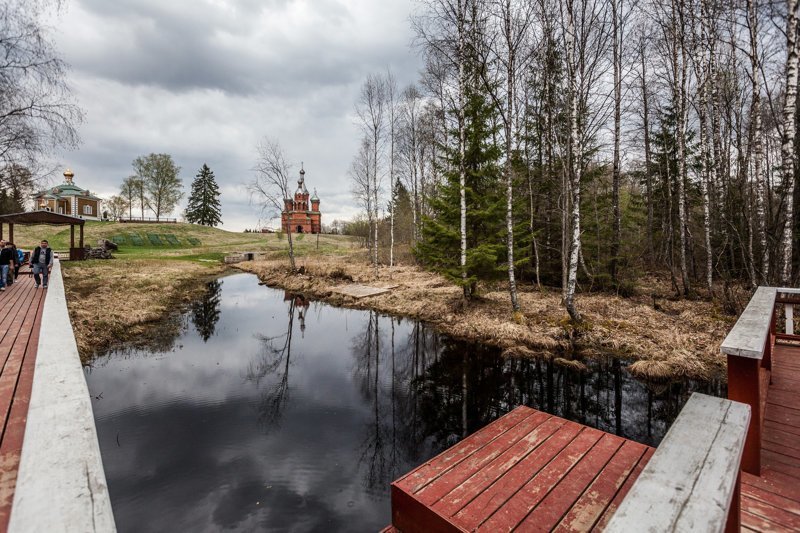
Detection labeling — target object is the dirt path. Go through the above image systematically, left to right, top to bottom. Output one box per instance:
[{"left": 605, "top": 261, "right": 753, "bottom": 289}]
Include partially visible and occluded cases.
[{"left": 234, "top": 256, "right": 734, "bottom": 381}]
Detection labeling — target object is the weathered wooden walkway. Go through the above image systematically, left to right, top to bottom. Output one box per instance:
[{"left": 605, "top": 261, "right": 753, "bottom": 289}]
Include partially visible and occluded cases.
[
  {"left": 0, "top": 275, "right": 46, "bottom": 531},
  {"left": 740, "top": 341, "right": 800, "bottom": 531}
]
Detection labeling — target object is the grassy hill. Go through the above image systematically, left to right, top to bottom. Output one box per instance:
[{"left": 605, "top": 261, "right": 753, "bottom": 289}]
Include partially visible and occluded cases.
[{"left": 11, "top": 221, "right": 355, "bottom": 261}]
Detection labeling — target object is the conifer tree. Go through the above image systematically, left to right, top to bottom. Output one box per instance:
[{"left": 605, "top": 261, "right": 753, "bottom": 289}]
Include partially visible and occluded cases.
[
  {"left": 416, "top": 74, "right": 504, "bottom": 298},
  {"left": 185, "top": 163, "right": 222, "bottom": 226}
]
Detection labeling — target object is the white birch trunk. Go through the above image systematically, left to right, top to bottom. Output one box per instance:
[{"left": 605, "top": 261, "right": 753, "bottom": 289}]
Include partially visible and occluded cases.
[
  {"left": 458, "top": 0, "right": 468, "bottom": 298},
  {"left": 503, "top": 0, "right": 520, "bottom": 313},
  {"left": 565, "top": 0, "right": 582, "bottom": 322},
  {"left": 610, "top": 0, "right": 622, "bottom": 285},
  {"left": 674, "top": 0, "right": 690, "bottom": 296},
  {"left": 748, "top": 0, "right": 768, "bottom": 284},
  {"left": 781, "top": 0, "right": 799, "bottom": 284}
]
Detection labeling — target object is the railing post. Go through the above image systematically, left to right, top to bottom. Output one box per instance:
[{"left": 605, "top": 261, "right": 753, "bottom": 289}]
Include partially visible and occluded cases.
[
  {"left": 787, "top": 303, "right": 795, "bottom": 335},
  {"left": 727, "top": 355, "right": 761, "bottom": 475}
]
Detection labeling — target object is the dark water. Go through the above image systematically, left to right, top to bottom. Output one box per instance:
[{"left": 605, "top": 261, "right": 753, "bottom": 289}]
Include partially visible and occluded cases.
[{"left": 84, "top": 273, "right": 725, "bottom": 533}]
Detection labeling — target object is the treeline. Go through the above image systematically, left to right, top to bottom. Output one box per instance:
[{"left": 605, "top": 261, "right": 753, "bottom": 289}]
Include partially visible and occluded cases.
[{"left": 349, "top": 0, "right": 800, "bottom": 319}]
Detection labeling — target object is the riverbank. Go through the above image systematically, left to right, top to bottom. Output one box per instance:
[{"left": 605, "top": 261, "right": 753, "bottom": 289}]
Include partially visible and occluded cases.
[
  {"left": 233, "top": 255, "right": 735, "bottom": 381},
  {"left": 62, "top": 259, "right": 225, "bottom": 361}
]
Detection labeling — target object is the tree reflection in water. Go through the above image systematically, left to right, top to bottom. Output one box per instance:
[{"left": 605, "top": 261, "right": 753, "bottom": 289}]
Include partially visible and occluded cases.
[
  {"left": 191, "top": 280, "right": 223, "bottom": 342},
  {"left": 244, "top": 293, "right": 309, "bottom": 428},
  {"left": 246, "top": 295, "right": 725, "bottom": 494},
  {"left": 348, "top": 313, "right": 725, "bottom": 493}
]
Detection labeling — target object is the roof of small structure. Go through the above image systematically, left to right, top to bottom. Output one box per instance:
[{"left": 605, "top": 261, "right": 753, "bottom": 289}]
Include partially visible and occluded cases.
[
  {"left": 33, "top": 169, "right": 101, "bottom": 201},
  {"left": 0, "top": 210, "right": 86, "bottom": 225}
]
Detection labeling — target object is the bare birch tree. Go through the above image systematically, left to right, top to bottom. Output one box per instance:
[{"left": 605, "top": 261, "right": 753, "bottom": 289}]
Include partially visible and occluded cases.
[
  {"left": 356, "top": 73, "right": 387, "bottom": 277},
  {"left": 250, "top": 139, "right": 297, "bottom": 272}
]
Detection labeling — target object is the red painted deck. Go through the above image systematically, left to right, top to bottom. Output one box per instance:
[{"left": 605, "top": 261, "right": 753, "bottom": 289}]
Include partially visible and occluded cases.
[
  {"left": 0, "top": 275, "right": 47, "bottom": 532},
  {"left": 741, "top": 341, "right": 800, "bottom": 532},
  {"left": 390, "top": 406, "right": 653, "bottom": 532}
]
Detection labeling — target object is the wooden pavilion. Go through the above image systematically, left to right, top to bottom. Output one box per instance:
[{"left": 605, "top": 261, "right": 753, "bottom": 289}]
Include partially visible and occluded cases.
[{"left": 0, "top": 211, "right": 85, "bottom": 260}]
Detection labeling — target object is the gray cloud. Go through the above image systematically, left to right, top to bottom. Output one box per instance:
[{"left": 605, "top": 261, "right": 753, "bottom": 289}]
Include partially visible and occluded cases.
[{"left": 51, "top": 0, "right": 422, "bottom": 230}]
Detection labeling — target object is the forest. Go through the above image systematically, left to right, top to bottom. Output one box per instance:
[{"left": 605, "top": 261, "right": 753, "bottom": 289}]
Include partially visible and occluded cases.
[{"left": 348, "top": 0, "right": 800, "bottom": 320}]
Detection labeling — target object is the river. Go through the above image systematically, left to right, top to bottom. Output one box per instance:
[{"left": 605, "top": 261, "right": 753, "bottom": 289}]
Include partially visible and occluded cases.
[{"left": 84, "top": 273, "right": 724, "bottom": 532}]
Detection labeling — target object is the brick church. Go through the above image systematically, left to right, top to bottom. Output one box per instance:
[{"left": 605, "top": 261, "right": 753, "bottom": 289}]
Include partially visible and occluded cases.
[{"left": 281, "top": 166, "right": 321, "bottom": 234}]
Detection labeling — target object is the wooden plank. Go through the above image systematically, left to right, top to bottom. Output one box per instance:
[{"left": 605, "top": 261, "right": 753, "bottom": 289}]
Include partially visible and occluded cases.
[
  {"left": 0, "top": 279, "right": 44, "bottom": 531},
  {"left": 330, "top": 284, "right": 392, "bottom": 299},
  {"left": 0, "top": 286, "right": 40, "bottom": 435},
  {"left": 721, "top": 286, "right": 776, "bottom": 359},
  {"left": 766, "top": 390, "right": 800, "bottom": 411},
  {"left": 605, "top": 394, "right": 750, "bottom": 533},
  {"left": 765, "top": 404, "right": 800, "bottom": 428},
  {"left": 396, "top": 407, "right": 533, "bottom": 494},
  {"left": 415, "top": 411, "right": 551, "bottom": 505},
  {"left": 431, "top": 416, "right": 565, "bottom": 518},
  {"left": 766, "top": 419, "right": 800, "bottom": 438},
  {"left": 451, "top": 422, "right": 583, "bottom": 530},
  {"left": 477, "top": 426, "right": 603, "bottom": 530},
  {"left": 763, "top": 428, "right": 800, "bottom": 456},
  {"left": 517, "top": 434, "right": 624, "bottom": 530},
  {"left": 552, "top": 440, "right": 648, "bottom": 532},
  {"left": 592, "top": 447, "right": 655, "bottom": 531},
  {"left": 762, "top": 451, "right": 800, "bottom": 479},
  {"left": 752, "top": 469, "right": 800, "bottom": 501},
  {"left": 391, "top": 483, "right": 466, "bottom": 533},
  {"left": 742, "top": 483, "right": 800, "bottom": 520},
  {"left": 742, "top": 494, "right": 800, "bottom": 531},
  {"left": 741, "top": 510, "right": 787, "bottom": 532}
]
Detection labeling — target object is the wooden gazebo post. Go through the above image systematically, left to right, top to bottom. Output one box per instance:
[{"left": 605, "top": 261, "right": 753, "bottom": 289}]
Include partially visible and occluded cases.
[
  {"left": 9, "top": 223, "right": 14, "bottom": 244},
  {"left": 70, "top": 225, "right": 75, "bottom": 260}
]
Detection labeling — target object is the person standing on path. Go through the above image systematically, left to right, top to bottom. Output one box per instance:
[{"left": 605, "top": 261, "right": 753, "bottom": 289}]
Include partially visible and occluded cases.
[
  {"left": 30, "top": 240, "right": 53, "bottom": 288},
  {"left": 0, "top": 242, "right": 14, "bottom": 292}
]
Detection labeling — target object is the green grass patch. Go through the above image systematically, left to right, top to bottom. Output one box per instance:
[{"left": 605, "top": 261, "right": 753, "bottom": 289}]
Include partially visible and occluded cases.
[
  {"left": 129, "top": 233, "right": 144, "bottom": 246},
  {"left": 147, "top": 234, "right": 163, "bottom": 245},
  {"left": 164, "top": 234, "right": 181, "bottom": 245},
  {"left": 111, "top": 235, "right": 126, "bottom": 244},
  {"left": 186, "top": 237, "right": 201, "bottom": 246}
]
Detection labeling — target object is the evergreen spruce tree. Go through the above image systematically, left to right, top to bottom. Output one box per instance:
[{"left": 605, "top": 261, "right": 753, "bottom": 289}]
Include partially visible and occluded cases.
[
  {"left": 416, "top": 75, "right": 505, "bottom": 297},
  {"left": 185, "top": 163, "right": 222, "bottom": 226}
]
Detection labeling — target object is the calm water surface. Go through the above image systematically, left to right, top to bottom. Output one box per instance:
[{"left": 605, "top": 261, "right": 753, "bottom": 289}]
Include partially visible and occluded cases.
[{"left": 84, "top": 273, "right": 725, "bottom": 533}]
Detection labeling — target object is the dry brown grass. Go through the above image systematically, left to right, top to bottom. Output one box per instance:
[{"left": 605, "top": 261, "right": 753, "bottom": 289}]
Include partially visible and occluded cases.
[
  {"left": 234, "top": 255, "right": 735, "bottom": 381},
  {"left": 62, "top": 260, "right": 224, "bottom": 361}
]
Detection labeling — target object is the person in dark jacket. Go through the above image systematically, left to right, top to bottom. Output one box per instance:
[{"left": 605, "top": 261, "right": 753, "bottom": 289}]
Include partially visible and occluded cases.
[
  {"left": 30, "top": 240, "right": 53, "bottom": 289},
  {"left": 0, "top": 241, "right": 13, "bottom": 292},
  {"left": 6, "top": 243, "right": 18, "bottom": 285}
]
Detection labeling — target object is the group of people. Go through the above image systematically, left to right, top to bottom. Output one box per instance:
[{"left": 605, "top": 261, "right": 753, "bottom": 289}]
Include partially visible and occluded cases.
[{"left": 0, "top": 240, "right": 54, "bottom": 291}]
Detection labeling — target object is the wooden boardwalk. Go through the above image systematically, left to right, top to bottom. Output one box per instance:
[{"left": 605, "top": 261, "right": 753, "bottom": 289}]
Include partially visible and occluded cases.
[
  {"left": 0, "top": 275, "right": 46, "bottom": 531},
  {"left": 741, "top": 341, "right": 800, "bottom": 532},
  {"left": 390, "top": 406, "right": 654, "bottom": 532}
]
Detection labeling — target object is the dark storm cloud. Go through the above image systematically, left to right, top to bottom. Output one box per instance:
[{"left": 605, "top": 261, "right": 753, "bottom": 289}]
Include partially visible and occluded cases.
[{"left": 65, "top": 0, "right": 410, "bottom": 96}]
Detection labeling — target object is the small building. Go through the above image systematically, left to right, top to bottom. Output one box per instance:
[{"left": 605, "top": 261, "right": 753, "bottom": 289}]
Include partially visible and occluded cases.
[
  {"left": 281, "top": 166, "right": 321, "bottom": 234},
  {"left": 32, "top": 169, "right": 102, "bottom": 220}
]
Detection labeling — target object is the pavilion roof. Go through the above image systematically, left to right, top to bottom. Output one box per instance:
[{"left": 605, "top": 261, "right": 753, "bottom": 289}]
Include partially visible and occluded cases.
[{"left": 0, "top": 210, "right": 86, "bottom": 225}]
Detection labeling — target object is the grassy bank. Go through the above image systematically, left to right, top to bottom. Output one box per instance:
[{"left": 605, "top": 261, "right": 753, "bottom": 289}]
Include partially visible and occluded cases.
[
  {"left": 11, "top": 221, "right": 356, "bottom": 260},
  {"left": 55, "top": 221, "right": 734, "bottom": 380},
  {"left": 56, "top": 223, "right": 357, "bottom": 361},
  {"left": 234, "top": 254, "right": 734, "bottom": 381},
  {"left": 63, "top": 259, "right": 225, "bottom": 361}
]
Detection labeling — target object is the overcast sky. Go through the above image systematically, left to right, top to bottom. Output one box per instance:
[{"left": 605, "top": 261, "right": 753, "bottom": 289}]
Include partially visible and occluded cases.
[{"left": 49, "top": 0, "right": 422, "bottom": 231}]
